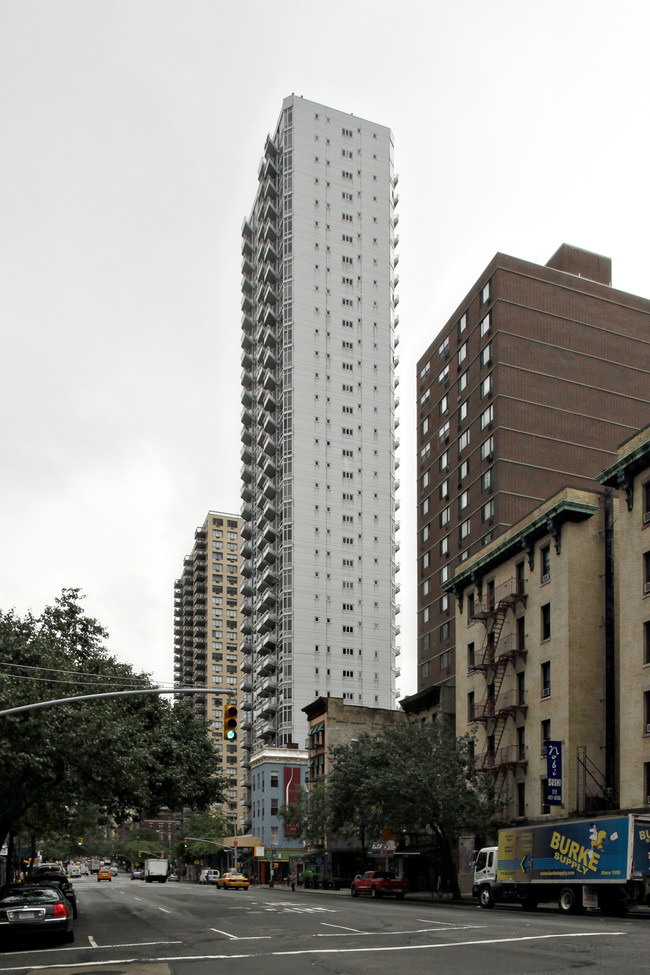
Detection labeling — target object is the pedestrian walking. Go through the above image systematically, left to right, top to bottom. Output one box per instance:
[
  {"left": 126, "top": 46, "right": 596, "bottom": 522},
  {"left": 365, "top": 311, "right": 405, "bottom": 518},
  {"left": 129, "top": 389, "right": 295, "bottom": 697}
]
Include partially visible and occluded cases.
[{"left": 290, "top": 869, "right": 297, "bottom": 892}]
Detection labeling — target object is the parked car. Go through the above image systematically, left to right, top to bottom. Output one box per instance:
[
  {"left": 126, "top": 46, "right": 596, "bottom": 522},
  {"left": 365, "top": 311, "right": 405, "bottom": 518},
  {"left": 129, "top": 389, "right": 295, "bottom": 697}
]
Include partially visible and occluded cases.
[
  {"left": 69, "top": 866, "right": 81, "bottom": 878},
  {"left": 26, "top": 867, "right": 78, "bottom": 918},
  {"left": 97, "top": 867, "right": 112, "bottom": 882},
  {"left": 131, "top": 868, "right": 144, "bottom": 880},
  {"left": 199, "top": 869, "right": 220, "bottom": 885},
  {"left": 350, "top": 870, "right": 408, "bottom": 900},
  {"left": 167, "top": 872, "right": 180, "bottom": 882},
  {"left": 217, "top": 872, "right": 249, "bottom": 890},
  {"left": 0, "top": 883, "right": 74, "bottom": 943}
]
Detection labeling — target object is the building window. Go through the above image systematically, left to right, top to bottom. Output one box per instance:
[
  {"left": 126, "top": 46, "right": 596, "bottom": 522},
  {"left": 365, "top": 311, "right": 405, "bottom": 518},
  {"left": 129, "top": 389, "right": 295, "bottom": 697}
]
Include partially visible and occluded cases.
[
  {"left": 480, "top": 281, "right": 491, "bottom": 305},
  {"left": 458, "top": 312, "right": 467, "bottom": 335},
  {"left": 480, "top": 313, "right": 491, "bottom": 337},
  {"left": 438, "top": 337, "right": 449, "bottom": 360},
  {"left": 458, "top": 341, "right": 468, "bottom": 366},
  {"left": 480, "top": 342, "right": 492, "bottom": 367},
  {"left": 438, "top": 365, "right": 449, "bottom": 385},
  {"left": 458, "top": 370, "right": 468, "bottom": 394},
  {"left": 480, "top": 374, "right": 492, "bottom": 398},
  {"left": 440, "top": 393, "right": 449, "bottom": 415},
  {"left": 459, "top": 401, "right": 468, "bottom": 424},
  {"left": 480, "top": 404, "right": 494, "bottom": 429},
  {"left": 439, "top": 422, "right": 450, "bottom": 442},
  {"left": 459, "top": 430, "right": 470, "bottom": 454},
  {"left": 481, "top": 436, "right": 494, "bottom": 461},
  {"left": 440, "top": 449, "right": 449, "bottom": 471},
  {"left": 459, "top": 459, "right": 469, "bottom": 481},
  {"left": 481, "top": 468, "right": 492, "bottom": 492},
  {"left": 422, "top": 470, "right": 430, "bottom": 489},
  {"left": 440, "top": 478, "right": 449, "bottom": 500},
  {"left": 644, "top": 482, "right": 650, "bottom": 524},
  {"left": 459, "top": 489, "right": 469, "bottom": 512},
  {"left": 482, "top": 499, "right": 494, "bottom": 522},
  {"left": 440, "top": 506, "right": 450, "bottom": 527},
  {"left": 459, "top": 518, "right": 471, "bottom": 540},
  {"left": 440, "top": 534, "right": 449, "bottom": 556},
  {"left": 535, "top": 545, "right": 551, "bottom": 587},
  {"left": 645, "top": 551, "right": 650, "bottom": 594},
  {"left": 422, "top": 552, "right": 430, "bottom": 569},
  {"left": 440, "top": 564, "right": 450, "bottom": 584},
  {"left": 441, "top": 593, "right": 449, "bottom": 613},
  {"left": 541, "top": 603, "right": 551, "bottom": 641},
  {"left": 517, "top": 614, "right": 525, "bottom": 650},
  {"left": 645, "top": 621, "right": 650, "bottom": 665},
  {"left": 440, "top": 622, "right": 450, "bottom": 642},
  {"left": 467, "top": 641, "right": 475, "bottom": 669},
  {"left": 440, "top": 649, "right": 450, "bottom": 670},
  {"left": 541, "top": 660, "right": 551, "bottom": 698},
  {"left": 421, "top": 661, "right": 431, "bottom": 679},
  {"left": 468, "top": 691, "right": 475, "bottom": 721},
  {"left": 645, "top": 691, "right": 650, "bottom": 734},
  {"left": 517, "top": 781, "right": 525, "bottom": 818}
]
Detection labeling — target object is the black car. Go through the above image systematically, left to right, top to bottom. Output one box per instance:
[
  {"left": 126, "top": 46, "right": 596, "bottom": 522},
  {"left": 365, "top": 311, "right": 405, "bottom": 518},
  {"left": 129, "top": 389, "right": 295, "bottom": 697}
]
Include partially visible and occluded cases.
[
  {"left": 23, "top": 869, "right": 78, "bottom": 918},
  {"left": 0, "top": 883, "right": 74, "bottom": 943}
]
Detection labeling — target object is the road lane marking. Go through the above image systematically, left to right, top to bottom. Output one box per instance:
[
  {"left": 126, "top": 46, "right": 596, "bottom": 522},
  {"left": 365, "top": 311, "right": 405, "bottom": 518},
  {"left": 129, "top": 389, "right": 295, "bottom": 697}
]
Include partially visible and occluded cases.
[
  {"left": 157, "top": 907, "right": 172, "bottom": 914},
  {"left": 320, "top": 922, "right": 363, "bottom": 933},
  {"left": 317, "top": 924, "right": 483, "bottom": 938},
  {"left": 211, "top": 928, "right": 238, "bottom": 939},
  {"left": 0, "top": 930, "right": 625, "bottom": 971},
  {"left": 88, "top": 937, "right": 98, "bottom": 947}
]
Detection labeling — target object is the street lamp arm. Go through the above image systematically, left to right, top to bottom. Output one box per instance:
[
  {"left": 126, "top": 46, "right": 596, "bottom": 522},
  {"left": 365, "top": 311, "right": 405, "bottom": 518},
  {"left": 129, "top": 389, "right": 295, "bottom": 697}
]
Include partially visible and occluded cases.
[{"left": 0, "top": 685, "right": 235, "bottom": 717}]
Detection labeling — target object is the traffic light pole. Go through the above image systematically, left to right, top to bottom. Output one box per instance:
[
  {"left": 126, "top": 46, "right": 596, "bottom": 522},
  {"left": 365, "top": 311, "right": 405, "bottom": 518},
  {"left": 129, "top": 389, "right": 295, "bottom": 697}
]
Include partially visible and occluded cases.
[{"left": 0, "top": 686, "right": 235, "bottom": 717}]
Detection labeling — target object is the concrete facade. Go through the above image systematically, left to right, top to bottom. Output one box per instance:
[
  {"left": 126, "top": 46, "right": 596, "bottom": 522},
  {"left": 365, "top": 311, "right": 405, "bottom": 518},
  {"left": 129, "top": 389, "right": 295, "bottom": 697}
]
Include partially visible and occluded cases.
[
  {"left": 239, "top": 96, "right": 400, "bottom": 834},
  {"left": 599, "top": 424, "right": 650, "bottom": 810},
  {"left": 173, "top": 511, "right": 244, "bottom": 831}
]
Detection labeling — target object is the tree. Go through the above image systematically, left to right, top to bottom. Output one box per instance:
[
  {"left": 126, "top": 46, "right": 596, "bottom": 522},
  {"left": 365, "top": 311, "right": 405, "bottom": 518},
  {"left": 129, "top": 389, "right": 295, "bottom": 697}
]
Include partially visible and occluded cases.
[
  {"left": 0, "top": 589, "right": 226, "bottom": 856},
  {"left": 326, "top": 718, "right": 504, "bottom": 895},
  {"left": 175, "top": 809, "right": 230, "bottom": 862}
]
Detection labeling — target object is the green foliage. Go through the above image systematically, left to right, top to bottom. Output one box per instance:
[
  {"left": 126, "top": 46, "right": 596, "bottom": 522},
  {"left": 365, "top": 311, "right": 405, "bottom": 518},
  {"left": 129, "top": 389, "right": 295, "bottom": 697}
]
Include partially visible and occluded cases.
[
  {"left": 0, "top": 589, "right": 227, "bottom": 849},
  {"left": 326, "top": 718, "right": 504, "bottom": 852},
  {"left": 174, "top": 810, "right": 230, "bottom": 861}
]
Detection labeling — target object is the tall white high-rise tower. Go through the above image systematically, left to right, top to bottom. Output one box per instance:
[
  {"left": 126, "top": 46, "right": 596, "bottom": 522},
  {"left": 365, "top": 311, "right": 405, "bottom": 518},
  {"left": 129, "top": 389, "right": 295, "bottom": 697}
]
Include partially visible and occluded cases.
[{"left": 239, "top": 96, "right": 400, "bottom": 807}]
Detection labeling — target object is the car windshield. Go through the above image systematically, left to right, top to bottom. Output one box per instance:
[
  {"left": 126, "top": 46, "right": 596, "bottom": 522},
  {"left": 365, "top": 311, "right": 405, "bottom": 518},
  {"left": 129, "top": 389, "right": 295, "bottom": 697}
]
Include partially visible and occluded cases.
[{"left": 0, "top": 887, "right": 60, "bottom": 905}]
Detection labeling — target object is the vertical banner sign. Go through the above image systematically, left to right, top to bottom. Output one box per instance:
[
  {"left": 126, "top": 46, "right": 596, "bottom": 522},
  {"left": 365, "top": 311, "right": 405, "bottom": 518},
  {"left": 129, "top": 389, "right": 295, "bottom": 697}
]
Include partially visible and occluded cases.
[
  {"left": 546, "top": 741, "right": 562, "bottom": 805},
  {"left": 284, "top": 766, "right": 301, "bottom": 837}
]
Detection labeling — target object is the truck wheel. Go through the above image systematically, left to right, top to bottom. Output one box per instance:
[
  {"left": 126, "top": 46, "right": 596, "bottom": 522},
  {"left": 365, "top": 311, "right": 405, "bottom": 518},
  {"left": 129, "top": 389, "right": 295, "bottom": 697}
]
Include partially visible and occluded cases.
[
  {"left": 350, "top": 885, "right": 359, "bottom": 897},
  {"left": 371, "top": 886, "right": 382, "bottom": 899},
  {"left": 479, "top": 886, "right": 495, "bottom": 909},
  {"left": 558, "top": 887, "right": 580, "bottom": 914}
]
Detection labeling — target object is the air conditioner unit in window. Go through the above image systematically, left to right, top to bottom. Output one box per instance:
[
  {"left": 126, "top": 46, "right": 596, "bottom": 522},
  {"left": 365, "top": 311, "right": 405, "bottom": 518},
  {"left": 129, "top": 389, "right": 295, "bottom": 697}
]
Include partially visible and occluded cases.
[
  {"left": 644, "top": 511, "right": 650, "bottom": 524},
  {"left": 542, "top": 573, "right": 550, "bottom": 584},
  {"left": 645, "top": 582, "right": 650, "bottom": 595},
  {"left": 542, "top": 687, "right": 551, "bottom": 698},
  {"left": 646, "top": 723, "right": 650, "bottom": 734}
]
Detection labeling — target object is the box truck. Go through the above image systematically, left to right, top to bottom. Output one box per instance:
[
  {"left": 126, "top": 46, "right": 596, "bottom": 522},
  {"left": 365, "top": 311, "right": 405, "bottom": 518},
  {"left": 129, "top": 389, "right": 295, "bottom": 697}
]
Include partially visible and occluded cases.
[
  {"left": 474, "top": 814, "right": 650, "bottom": 915},
  {"left": 144, "top": 858, "right": 169, "bottom": 883}
]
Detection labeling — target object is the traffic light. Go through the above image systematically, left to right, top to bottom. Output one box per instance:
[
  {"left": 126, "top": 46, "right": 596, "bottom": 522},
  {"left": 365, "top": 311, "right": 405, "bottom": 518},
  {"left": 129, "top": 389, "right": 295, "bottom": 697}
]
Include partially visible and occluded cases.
[
  {"left": 223, "top": 702, "right": 238, "bottom": 741},
  {"left": 77, "top": 837, "right": 83, "bottom": 846}
]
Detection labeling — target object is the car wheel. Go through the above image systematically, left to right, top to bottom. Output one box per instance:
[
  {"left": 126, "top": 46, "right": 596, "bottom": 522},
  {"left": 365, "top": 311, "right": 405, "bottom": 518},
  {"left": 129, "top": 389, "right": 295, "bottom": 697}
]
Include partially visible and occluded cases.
[
  {"left": 350, "top": 885, "right": 359, "bottom": 897},
  {"left": 479, "top": 885, "right": 495, "bottom": 909},
  {"left": 370, "top": 886, "right": 382, "bottom": 899}
]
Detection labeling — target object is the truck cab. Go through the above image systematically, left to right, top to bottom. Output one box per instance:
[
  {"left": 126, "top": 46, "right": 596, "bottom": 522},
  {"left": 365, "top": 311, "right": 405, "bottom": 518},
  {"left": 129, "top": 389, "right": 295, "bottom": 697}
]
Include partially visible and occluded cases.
[{"left": 473, "top": 847, "right": 498, "bottom": 907}]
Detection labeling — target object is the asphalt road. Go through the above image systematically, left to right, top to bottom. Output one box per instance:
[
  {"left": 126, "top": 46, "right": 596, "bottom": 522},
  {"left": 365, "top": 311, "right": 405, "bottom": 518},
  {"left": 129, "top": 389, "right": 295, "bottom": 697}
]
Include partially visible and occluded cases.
[{"left": 1, "top": 872, "right": 649, "bottom": 975}]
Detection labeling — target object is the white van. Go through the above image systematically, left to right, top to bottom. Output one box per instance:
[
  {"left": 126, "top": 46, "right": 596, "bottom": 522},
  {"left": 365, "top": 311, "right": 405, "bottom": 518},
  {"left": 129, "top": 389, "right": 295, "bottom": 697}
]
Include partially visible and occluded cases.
[{"left": 199, "top": 869, "right": 220, "bottom": 885}]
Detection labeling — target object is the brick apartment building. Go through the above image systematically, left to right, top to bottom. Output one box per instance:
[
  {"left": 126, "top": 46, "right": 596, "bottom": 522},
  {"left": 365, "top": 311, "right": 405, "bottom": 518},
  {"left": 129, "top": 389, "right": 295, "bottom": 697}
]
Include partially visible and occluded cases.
[{"left": 416, "top": 244, "right": 650, "bottom": 694}]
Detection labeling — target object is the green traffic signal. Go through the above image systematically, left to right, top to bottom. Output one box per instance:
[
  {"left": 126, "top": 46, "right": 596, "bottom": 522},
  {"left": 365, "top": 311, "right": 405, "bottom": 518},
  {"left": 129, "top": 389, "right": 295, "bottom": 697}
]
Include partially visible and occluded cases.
[{"left": 223, "top": 703, "right": 238, "bottom": 741}]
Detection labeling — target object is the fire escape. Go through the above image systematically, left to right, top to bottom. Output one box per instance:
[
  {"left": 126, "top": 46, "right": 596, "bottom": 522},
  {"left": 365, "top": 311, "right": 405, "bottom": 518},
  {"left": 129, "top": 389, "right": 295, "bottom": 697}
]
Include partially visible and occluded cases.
[{"left": 469, "top": 577, "right": 527, "bottom": 781}]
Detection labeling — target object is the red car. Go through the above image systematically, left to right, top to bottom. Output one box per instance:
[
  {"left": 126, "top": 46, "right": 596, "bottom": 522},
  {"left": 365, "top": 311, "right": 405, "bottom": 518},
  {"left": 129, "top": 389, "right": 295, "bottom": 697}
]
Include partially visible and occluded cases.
[{"left": 350, "top": 870, "right": 408, "bottom": 900}]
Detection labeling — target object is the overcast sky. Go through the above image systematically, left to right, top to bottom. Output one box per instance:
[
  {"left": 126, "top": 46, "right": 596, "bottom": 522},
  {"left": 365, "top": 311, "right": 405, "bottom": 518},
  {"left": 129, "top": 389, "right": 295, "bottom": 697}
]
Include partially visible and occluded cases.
[{"left": 2, "top": 0, "right": 650, "bottom": 698}]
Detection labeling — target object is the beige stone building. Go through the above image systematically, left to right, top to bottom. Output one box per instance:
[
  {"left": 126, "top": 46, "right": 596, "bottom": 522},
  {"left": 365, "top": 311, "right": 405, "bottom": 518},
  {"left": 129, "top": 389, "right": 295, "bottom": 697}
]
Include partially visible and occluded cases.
[
  {"left": 598, "top": 423, "right": 650, "bottom": 810},
  {"left": 448, "top": 487, "right": 613, "bottom": 822},
  {"left": 174, "top": 511, "right": 244, "bottom": 832}
]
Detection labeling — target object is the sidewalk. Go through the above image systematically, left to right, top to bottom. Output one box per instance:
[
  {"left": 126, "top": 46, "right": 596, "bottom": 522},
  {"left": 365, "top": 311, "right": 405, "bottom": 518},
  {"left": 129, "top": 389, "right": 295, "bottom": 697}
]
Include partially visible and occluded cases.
[{"left": 263, "top": 882, "right": 477, "bottom": 906}]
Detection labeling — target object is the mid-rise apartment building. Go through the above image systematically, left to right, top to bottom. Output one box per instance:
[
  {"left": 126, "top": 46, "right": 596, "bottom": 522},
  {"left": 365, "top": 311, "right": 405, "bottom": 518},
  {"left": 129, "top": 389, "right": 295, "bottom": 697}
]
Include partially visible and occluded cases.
[
  {"left": 239, "top": 96, "right": 401, "bottom": 832},
  {"left": 416, "top": 244, "right": 650, "bottom": 693},
  {"left": 450, "top": 422, "right": 650, "bottom": 822},
  {"left": 174, "top": 511, "right": 244, "bottom": 830}
]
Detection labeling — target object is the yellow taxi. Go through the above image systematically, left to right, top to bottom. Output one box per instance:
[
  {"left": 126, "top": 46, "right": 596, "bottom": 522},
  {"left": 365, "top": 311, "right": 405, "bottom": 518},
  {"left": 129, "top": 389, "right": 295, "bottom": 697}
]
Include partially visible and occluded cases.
[
  {"left": 97, "top": 866, "right": 112, "bottom": 882},
  {"left": 217, "top": 871, "right": 249, "bottom": 890}
]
